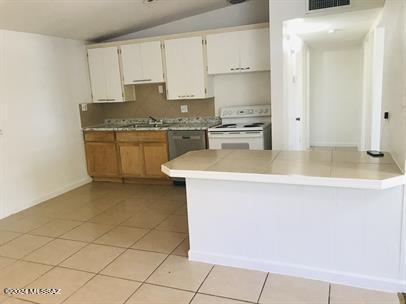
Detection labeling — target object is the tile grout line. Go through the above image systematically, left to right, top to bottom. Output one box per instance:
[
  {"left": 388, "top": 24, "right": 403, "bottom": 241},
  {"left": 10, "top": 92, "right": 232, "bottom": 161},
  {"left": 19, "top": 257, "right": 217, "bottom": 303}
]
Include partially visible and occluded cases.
[
  {"left": 0, "top": 185, "right": 186, "bottom": 239},
  {"left": 2, "top": 185, "right": 187, "bottom": 302},
  {"left": 1, "top": 186, "right": 184, "bottom": 304},
  {"left": 59, "top": 187, "right": 177, "bottom": 304},
  {"left": 0, "top": 191, "right": 186, "bottom": 259},
  {"left": 71, "top": 204, "right": 180, "bottom": 282},
  {"left": 0, "top": 230, "right": 189, "bottom": 264},
  {"left": 130, "top": 230, "right": 188, "bottom": 253},
  {"left": 121, "top": 236, "right": 190, "bottom": 304},
  {"left": 15, "top": 239, "right": 99, "bottom": 303},
  {"left": 190, "top": 262, "right": 263, "bottom": 304},
  {"left": 193, "top": 264, "right": 215, "bottom": 295},
  {"left": 193, "top": 264, "right": 263, "bottom": 304},
  {"left": 256, "top": 272, "right": 269, "bottom": 303},
  {"left": 328, "top": 283, "right": 331, "bottom": 304},
  {"left": 197, "top": 291, "right": 257, "bottom": 304}
]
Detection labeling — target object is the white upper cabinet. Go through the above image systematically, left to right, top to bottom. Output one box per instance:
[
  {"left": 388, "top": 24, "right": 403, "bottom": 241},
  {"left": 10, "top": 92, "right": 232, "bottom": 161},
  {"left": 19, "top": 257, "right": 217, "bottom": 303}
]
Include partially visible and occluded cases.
[
  {"left": 207, "top": 28, "right": 270, "bottom": 75},
  {"left": 239, "top": 28, "right": 270, "bottom": 72},
  {"left": 206, "top": 31, "right": 240, "bottom": 74},
  {"left": 164, "top": 36, "right": 207, "bottom": 100},
  {"left": 121, "top": 41, "right": 164, "bottom": 85},
  {"left": 88, "top": 47, "right": 123, "bottom": 103}
]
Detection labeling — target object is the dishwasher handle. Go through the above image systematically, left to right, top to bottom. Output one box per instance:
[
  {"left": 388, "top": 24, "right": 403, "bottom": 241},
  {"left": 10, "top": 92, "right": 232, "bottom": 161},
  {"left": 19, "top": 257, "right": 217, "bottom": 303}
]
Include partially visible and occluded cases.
[{"left": 171, "top": 135, "right": 202, "bottom": 140}]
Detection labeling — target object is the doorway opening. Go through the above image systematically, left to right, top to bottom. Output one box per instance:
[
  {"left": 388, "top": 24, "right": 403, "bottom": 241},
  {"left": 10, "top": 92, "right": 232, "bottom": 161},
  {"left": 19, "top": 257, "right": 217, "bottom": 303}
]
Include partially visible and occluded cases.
[{"left": 283, "top": 7, "right": 384, "bottom": 151}]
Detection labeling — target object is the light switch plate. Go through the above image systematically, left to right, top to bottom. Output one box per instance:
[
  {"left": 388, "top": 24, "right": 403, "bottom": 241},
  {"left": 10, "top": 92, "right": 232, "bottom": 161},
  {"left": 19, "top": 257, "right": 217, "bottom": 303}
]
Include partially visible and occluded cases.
[
  {"left": 158, "top": 85, "right": 164, "bottom": 94},
  {"left": 80, "top": 104, "right": 88, "bottom": 112},
  {"left": 181, "top": 105, "right": 188, "bottom": 113}
]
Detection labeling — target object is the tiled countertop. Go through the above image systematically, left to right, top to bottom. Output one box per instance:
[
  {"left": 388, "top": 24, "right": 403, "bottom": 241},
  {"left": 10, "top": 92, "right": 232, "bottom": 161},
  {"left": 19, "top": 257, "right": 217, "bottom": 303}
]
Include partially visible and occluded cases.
[
  {"left": 82, "top": 117, "right": 221, "bottom": 131},
  {"left": 162, "top": 149, "right": 405, "bottom": 189}
]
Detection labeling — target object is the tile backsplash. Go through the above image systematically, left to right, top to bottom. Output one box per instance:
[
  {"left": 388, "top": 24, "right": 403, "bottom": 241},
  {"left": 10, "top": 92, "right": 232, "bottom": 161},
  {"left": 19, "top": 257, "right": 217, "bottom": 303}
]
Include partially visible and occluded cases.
[{"left": 80, "top": 83, "right": 215, "bottom": 127}]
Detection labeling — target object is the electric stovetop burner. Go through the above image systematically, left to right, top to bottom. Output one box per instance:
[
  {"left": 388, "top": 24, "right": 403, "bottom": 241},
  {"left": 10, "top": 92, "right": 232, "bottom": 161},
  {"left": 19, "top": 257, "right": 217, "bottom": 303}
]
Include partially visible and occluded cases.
[
  {"left": 244, "top": 123, "right": 264, "bottom": 128},
  {"left": 215, "top": 124, "right": 237, "bottom": 128}
]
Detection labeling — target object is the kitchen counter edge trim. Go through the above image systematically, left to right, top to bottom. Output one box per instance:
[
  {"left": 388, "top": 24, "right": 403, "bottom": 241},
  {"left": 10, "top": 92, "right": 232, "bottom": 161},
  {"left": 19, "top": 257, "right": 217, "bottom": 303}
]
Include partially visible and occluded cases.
[{"left": 161, "top": 165, "right": 406, "bottom": 190}]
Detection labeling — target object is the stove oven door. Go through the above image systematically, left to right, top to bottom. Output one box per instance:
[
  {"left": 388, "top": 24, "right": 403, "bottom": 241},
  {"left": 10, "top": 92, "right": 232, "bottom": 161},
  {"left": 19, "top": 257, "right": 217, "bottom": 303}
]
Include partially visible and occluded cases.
[{"left": 208, "top": 131, "right": 264, "bottom": 150}]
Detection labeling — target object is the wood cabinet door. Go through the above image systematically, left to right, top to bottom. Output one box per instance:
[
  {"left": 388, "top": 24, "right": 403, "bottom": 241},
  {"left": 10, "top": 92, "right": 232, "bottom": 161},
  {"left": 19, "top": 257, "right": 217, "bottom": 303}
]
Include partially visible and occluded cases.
[
  {"left": 239, "top": 28, "right": 270, "bottom": 72},
  {"left": 206, "top": 31, "right": 240, "bottom": 74},
  {"left": 164, "top": 36, "right": 206, "bottom": 100},
  {"left": 121, "top": 41, "right": 164, "bottom": 85},
  {"left": 88, "top": 47, "right": 123, "bottom": 103},
  {"left": 85, "top": 142, "right": 119, "bottom": 177},
  {"left": 143, "top": 142, "right": 169, "bottom": 178},
  {"left": 118, "top": 143, "right": 144, "bottom": 177}
]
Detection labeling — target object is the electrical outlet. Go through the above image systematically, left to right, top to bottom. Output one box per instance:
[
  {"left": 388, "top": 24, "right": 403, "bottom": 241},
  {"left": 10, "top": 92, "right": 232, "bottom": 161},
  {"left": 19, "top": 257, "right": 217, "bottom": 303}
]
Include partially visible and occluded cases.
[
  {"left": 158, "top": 85, "right": 164, "bottom": 94},
  {"left": 81, "top": 104, "right": 88, "bottom": 112},
  {"left": 181, "top": 105, "right": 188, "bottom": 113}
]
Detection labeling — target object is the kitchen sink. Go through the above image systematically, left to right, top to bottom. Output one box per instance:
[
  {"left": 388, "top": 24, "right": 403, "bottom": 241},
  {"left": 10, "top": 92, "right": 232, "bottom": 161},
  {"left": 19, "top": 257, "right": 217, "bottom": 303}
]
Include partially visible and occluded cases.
[{"left": 131, "top": 123, "right": 173, "bottom": 128}]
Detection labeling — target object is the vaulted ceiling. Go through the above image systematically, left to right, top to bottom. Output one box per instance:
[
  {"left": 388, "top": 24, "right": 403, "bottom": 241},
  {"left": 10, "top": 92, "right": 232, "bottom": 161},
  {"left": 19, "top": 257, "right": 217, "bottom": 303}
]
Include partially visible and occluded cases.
[{"left": 0, "top": 0, "right": 230, "bottom": 41}]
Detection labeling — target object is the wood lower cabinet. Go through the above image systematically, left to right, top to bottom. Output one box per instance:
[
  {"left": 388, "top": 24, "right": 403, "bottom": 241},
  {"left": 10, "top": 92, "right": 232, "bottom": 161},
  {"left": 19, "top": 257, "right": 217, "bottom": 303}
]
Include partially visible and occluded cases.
[
  {"left": 84, "top": 130, "right": 169, "bottom": 181},
  {"left": 85, "top": 142, "right": 119, "bottom": 177},
  {"left": 143, "top": 142, "right": 169, "bottom": 178},
  {"left": 118, "top": 143, "right": 144, "bottom": 177}
]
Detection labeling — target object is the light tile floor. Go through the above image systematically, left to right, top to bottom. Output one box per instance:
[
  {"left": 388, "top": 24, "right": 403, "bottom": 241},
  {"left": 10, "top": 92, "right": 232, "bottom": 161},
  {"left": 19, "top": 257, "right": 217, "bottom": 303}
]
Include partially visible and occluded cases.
[{"left": 0, "top": 182, "right": 402, "bottom": 304}]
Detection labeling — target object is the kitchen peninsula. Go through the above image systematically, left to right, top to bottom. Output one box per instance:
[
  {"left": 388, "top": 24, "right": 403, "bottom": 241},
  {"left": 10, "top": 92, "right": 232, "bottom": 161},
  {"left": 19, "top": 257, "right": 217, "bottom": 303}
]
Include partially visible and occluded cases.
[{"left": 162, "top": 149, "right": 406, "bottom": 292}]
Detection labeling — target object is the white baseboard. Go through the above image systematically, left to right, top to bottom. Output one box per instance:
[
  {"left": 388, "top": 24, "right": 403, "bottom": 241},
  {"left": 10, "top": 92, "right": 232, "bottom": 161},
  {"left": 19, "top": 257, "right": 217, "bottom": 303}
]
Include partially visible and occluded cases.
[
  {"left": 310, "top": 141, "right": 359, "bottom": 148},
  {"left": 2, "top": 177, "right": 92, "bottom": 219},
  {"left": 189, "top": 250, "right": 406, "bottom": 293}
]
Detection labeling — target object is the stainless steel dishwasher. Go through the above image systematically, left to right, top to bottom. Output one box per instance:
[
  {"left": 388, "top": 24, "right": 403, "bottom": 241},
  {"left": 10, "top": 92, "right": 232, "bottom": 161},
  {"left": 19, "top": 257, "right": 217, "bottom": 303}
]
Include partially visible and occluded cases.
[
  {"left": 168, "top": 130, "right": 207, "bottom": 183},
  {"left": 168, "top": 130, "right": 207, "bottom": 159}
]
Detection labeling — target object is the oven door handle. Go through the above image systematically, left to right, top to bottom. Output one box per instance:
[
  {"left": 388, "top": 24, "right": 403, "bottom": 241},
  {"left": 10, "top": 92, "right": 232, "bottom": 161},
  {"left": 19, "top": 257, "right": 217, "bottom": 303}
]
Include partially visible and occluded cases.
[{"left": 208, "top": 132, "right": 263, "bottom": 138}]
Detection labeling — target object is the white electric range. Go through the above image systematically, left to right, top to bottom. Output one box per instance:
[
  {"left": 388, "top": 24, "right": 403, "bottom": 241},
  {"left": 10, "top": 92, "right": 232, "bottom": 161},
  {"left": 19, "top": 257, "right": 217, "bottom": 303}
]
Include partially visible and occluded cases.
[{"left": 208, "top": 105, "right": 271, "bottom": 150}]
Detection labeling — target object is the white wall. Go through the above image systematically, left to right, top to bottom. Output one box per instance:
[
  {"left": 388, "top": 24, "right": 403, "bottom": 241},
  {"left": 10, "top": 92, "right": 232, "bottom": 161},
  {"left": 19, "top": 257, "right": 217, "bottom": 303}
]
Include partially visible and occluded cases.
[
  {"left": 108, "top": 0, "right": 268, "bottom": 41},
  {"left": 377, "top": 0, "right": 406, "bottom": 172},
  {"left": 0, "top": 30, "right": 92, "bottom": 218},
  {"left": 309, "top": 45, "right": 363, "bottom": 147},
  {"left": 212, "top": 72, "right": 271, "bottom": 115}
]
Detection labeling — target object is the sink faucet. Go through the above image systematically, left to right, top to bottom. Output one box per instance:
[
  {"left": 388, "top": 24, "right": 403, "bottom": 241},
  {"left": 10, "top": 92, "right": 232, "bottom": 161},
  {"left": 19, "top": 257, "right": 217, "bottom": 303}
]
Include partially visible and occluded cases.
[{"left": 149, "top": 116, "right": 162, "bottom": 124}]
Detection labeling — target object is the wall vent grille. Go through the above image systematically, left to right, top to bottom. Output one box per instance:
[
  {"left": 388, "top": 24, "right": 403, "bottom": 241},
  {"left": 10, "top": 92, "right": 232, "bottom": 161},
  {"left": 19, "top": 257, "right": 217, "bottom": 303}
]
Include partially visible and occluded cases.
[{"left": 308, "top": 0, "right": 350, "bottom": 11}]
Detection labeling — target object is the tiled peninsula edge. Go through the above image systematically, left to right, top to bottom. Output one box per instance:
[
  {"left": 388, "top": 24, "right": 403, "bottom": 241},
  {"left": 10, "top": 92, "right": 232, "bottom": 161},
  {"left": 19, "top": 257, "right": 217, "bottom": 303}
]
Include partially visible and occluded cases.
[{"left": 162, "top": 150, "right": 406, "bottom": 292}]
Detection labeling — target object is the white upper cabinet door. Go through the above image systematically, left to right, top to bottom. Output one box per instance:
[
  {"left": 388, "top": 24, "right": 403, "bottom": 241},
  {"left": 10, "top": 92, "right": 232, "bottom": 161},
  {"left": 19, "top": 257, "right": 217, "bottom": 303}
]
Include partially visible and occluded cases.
[
  {"left": 206, "top": 28, "right": 270, "bottom": 75},
  {"left": 239, "top": 28, "right": 270, "bottom": 72},
  {"left": 206, "top": 31, "right": 240, "bottom": 74},
  {"left": 164, "top": 36, "right": 206, "bottom": 100},
  {"left": 121, "top": 41, "right": 164, "bottom": 85},
  {"left": 88, "top": 47, "right": 123, "bottom": 103},
  {"left": 87, "top": 48, "right": 106, "bottom": 102}
]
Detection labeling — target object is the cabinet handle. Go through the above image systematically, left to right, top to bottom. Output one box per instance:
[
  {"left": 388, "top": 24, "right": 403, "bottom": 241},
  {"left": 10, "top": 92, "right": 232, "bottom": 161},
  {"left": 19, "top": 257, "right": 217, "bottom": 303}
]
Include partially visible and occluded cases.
[
  {"left": 242, "top": 67, "right": 251, "bottom": 70},
  {"left": 230, "top": 68, "right": 236, "bottom": 71},
  {"left": 132, "top": 79, "right": 152, "bottom": 83},
  {"left": 96, "top": 98, "right": 116, "bottom": 102}
]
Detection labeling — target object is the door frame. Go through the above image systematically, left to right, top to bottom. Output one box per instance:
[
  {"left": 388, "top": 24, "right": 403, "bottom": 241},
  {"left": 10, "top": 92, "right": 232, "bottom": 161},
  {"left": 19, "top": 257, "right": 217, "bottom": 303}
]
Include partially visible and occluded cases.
[
  {"left": 360, "top": 26, "right": 385, "bottom": 151},
  {"left": 284, "top": 32, "right": 310, "bottom": 151}
]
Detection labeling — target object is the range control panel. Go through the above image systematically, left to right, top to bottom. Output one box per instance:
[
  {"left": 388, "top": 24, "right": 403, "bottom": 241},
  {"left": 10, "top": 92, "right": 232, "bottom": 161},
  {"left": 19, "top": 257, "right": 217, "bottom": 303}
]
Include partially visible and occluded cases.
[{"left": 220, "top": 105, "right": 271, "bottom": 118}]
